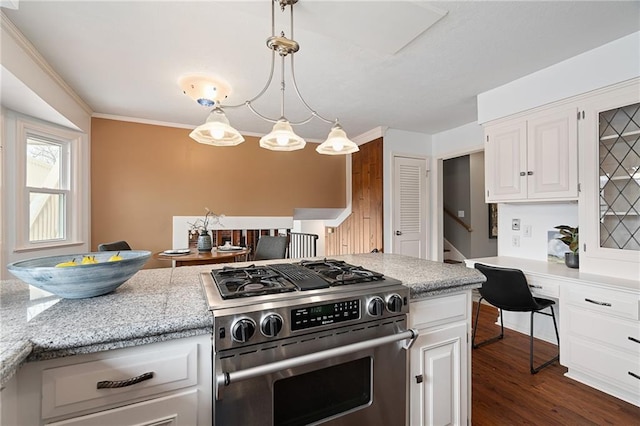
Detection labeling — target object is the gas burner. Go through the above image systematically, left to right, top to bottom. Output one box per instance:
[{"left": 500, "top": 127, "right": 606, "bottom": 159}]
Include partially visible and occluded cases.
[
  {"left": 298, "top": 259, "right": 384, "bottom": 285},
  {"left": 212, "top": 265, "right": 297, "bottom": 299}
]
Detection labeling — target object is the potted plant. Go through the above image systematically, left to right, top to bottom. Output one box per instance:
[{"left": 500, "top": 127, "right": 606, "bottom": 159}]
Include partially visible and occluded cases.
[{"left": 554, "top": 225, "right": 579, "bottom": 268}]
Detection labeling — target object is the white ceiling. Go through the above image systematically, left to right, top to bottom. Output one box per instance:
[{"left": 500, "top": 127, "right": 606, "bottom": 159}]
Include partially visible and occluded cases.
[{"left": 2, "top": 1, "right": 640, "bottom": 141}]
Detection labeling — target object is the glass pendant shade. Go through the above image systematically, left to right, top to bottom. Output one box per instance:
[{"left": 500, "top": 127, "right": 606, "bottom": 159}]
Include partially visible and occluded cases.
[
  {"left": 189, "top": 107, "right": 245, "bottom": 146},
  {"left": 259, "top": 119, "right": 306, "bottom": 151},
  {"left": 316, "top": 124, "right": 359, "bottom": 155}
]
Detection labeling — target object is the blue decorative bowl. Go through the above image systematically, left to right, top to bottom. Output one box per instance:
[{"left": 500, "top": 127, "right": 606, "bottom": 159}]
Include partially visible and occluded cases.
[{"left": 6, "top": 251, "right": 151, "bottom": 299}]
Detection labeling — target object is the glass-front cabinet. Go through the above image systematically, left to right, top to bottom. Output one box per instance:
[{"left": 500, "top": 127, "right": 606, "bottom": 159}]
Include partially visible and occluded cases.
[{"left": 579, "top": 79, "right": 640, "bottom": 280}]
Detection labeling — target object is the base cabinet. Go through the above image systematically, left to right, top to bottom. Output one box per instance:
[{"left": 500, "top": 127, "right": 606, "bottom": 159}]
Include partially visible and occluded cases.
[
  {"left": 560, "top": 281, "right": 640, "bottom": 407},
  {"left": 409, "top": 291, "right": 471, "bottom": 426},
  {"left": 7, "top": 335, "right": 212, "bottom": 426}
]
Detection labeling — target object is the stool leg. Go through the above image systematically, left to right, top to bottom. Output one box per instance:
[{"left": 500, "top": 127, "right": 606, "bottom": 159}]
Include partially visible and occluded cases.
[
  {"left": 473, "top": 299, "right": 505, "bottom": 349},
  {"left": 530, "top": 306, "right": 560, "bottom": 374}
]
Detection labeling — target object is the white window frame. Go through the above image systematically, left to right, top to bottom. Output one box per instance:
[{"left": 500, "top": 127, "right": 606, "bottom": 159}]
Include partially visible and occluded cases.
[{"left": 15, "top": 118, "right": 83, "bottom": 250}]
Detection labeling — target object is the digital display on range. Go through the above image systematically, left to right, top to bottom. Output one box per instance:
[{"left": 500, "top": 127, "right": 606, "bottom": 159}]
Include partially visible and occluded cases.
[{"left": 291, "top": 299, "right": 360, "bottom": 331}]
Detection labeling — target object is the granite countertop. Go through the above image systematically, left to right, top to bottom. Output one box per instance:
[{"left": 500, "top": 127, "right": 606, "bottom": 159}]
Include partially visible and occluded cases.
[{"left": 0, "top": 253, "right": 484, "bottom": 387}]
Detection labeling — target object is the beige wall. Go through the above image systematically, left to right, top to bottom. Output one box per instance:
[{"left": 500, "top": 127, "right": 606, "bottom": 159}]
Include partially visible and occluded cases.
[{"left": 91, "top": 118, "right": 346, "bottom": 268}]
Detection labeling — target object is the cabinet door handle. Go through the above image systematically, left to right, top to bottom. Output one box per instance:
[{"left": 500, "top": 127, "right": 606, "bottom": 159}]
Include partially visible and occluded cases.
[
  {"left": 527, "top": 171, "right": 533, "bottom": 175},
  {"left": 520, "top": 172, "right": 526, "bottom": 176},
  {"left": 529, "top": 284, "right": 543, "bottom": 289},
  {"left": 584, "top": 298, "right": 612, "bottom": 307},
  {"left": 629, "top": 336, "right": 640, "bottom": 344},
  {"left": 97, "top": 371, "right": 154, "bottom": 389},
  {"left": 629, "top": 372, "right": 640, "bottom": 381},
  {"left": 415, "top": 374, "right": 424, "bottom": 384}
]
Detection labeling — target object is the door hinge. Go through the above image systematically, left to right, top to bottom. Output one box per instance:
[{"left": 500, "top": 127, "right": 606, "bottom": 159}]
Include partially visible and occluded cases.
[
  {"left": 486, "top": 135, "right": 489, "bottom": 142},
  {"left": 578, "top": 183, "right": 581, "bottom": 192},
  {"left": 486, "top": 190, "right": 489, "bottom": 197},
  {"left": 583, "top": 243, "right": 587, "bottom": 252}
]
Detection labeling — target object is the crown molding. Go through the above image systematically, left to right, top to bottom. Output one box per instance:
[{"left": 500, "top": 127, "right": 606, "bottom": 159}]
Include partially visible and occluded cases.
[
  {"left": 1, "top": 11, "right": 93, "bottom": 115},
  {"left": 92, "top": 113, "right": 195, "bottom": 130}
]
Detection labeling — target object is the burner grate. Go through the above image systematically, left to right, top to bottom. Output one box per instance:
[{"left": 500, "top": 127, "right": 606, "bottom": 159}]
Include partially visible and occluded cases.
[{"left": 212, "top": 265, "right": 297, "bottom": 299}]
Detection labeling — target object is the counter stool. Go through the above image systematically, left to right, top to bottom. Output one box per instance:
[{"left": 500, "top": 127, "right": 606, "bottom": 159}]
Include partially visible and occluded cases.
[{"left": 472, "top": 263, "right": 560, "bottom": 374}]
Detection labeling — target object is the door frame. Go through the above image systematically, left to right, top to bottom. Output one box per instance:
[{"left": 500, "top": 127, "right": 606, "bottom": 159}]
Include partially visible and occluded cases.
[{"left": 433, "top": 146, "right": 484, "bottom": 261}]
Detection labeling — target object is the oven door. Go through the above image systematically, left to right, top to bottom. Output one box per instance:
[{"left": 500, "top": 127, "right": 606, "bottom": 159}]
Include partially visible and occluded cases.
[{"left": 215, "top": 319, "right": 416, "bottom": 426}]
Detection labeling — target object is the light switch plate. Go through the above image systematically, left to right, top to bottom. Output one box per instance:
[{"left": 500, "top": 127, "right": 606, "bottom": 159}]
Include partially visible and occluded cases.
[
  {"left": 512, "top": 219, "right": 520, "bottom": 231},
  {"left": 523, "top": 225, "right": 532, "bottom": 238}
]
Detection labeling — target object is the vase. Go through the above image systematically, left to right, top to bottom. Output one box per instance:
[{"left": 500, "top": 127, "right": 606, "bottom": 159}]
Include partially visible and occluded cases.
[
  {"left": 197, "top": 231, "right": 213, "bottom": 252},
  {"left": 564, "top": 252, "right": 579, "bottom": 269}
]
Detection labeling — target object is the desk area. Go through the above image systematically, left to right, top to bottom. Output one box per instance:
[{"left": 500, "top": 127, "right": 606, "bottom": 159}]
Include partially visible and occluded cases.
[
  {"left": 154, "top": 248, "right": 250, "bottom": 267},
  {"left": 466, "top": 256, "right": 640, "bottom": 407}
]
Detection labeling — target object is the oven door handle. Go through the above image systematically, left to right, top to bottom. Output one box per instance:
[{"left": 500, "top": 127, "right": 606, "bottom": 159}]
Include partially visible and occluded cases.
[{"left": 216, "top": 328, "right": 418, "bottom": 398}]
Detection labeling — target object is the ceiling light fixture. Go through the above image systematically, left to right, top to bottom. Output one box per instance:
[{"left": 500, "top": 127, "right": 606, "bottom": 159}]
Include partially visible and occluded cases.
[{"left": 180, "top": 0, "right": 359, "bottom": 155}]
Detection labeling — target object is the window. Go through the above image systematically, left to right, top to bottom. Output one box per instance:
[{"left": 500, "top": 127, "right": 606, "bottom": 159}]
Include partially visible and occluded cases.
[{"left": 16, "top": 119, "right": 82, "bottom": 249}]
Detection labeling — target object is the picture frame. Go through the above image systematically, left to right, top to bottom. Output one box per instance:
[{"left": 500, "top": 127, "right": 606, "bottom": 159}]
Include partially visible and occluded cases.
[{"left": 488, "top": 203, "right": 498, "bottom": 239}]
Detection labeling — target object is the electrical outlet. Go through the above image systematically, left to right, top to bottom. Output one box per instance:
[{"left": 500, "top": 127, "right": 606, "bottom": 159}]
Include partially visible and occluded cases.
[
  {"left": 512, "top": 219, "right": 520, "bottom": 231},
  {"left": 523, "top": 225, "right": 532, "bottom": 238},
  {"left": 512, "top": 235, "right": 520, "bottom": 247}
]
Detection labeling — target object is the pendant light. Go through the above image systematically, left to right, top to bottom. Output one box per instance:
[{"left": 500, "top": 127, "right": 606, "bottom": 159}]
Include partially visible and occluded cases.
[
  {"left": 180, "top": 0, "right": 358, "bottom": 155},
  {"left": 189, "top": 107, "right": 245, "bottom": 146},
  {"left": 316, "top": 123, "right": 359, "bottom": 155}
]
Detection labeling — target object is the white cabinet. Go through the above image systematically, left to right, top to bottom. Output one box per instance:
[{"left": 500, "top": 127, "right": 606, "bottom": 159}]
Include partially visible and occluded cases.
[
  {"left": 578, "top": 79, "right": 640, "bottom": 281},
  {"left": 484, "top": 106, "right": 578, "bottom": 202},
  {"left": 560, "top": 281, "right": 640, "bottom": 407},
  {"left": 409, "top": 291, "right": 471, "bottom": 426},
  {"left": 10, "top": 335, "right": 212, "bottom": 426},
  {"left": 0, "top": 374, "right": 19, "bottom": 426},
  {"left": 46, "top": 390, "right": 197, "bottom": 426}
]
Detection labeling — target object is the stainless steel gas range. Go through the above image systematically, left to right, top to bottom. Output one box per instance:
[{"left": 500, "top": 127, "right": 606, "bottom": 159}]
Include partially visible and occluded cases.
[{"left": 200, "top": 259, "right": 418, "bottom": 426}]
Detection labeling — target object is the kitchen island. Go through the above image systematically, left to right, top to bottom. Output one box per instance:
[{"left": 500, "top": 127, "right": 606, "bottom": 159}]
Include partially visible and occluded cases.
[{"left": 0, "top": 253, "right": 484, "bottom": 425}]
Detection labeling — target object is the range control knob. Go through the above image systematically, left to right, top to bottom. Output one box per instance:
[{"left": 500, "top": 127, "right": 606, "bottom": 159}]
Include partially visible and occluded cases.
[
  {"left": 386, "top": 294, "right": 404, "bottom": 313},
  {"left": 368, "top": 296, "right": 385, "bottom": 317},
  {"left": 261, "top": 314, "right": 284, "bottom": 337},
  {"left": 231, "top": 318, "right": 256, "bottom": 343}
]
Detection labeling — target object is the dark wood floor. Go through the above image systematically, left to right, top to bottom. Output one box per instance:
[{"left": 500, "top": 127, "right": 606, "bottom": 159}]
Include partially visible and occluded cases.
[{"left": 471, "top": 302, "right": 640, "bottom": 425}]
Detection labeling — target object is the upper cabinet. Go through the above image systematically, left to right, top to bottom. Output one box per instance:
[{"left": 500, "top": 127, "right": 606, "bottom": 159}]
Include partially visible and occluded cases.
[
  {"left": 578, "top": 79, "right": 640, "bottom": 281},
  {"left": 484, "top": 106, "right": 578, "bottom": 202}
]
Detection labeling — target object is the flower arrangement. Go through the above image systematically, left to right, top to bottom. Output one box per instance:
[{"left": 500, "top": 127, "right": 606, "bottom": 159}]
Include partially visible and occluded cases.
[
  {"left": 188, "top": 208, "right": 224, "bottom": 236},
  {"left": 554, "top": 225, "right": 579, "bottom": 253}
]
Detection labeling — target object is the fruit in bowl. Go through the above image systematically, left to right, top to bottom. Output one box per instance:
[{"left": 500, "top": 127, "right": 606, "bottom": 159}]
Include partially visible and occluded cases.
[{"left": 7, "top": 250, "right": 151, "bottom": 299}]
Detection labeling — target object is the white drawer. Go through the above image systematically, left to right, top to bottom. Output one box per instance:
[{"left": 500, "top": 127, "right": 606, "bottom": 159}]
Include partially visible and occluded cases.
[
  {"left": 526, "top": 275, "right": 559, "bottom": 298},
  {"left": 565, "top": 285, "right": 639, "bottom": 320},
  {"left": 410, "top": 292, "right": 468, "bottom": 329},
  {"left": 565, "top": 306, "right": 640, "bottom": 353},
  {"left": 565, "top": 336, "right": 640, "bottom": 397},
  {"left": 41, "top": 342, "right": 198, "bottom": 419},
  {"left": 45, "top": 390, "right": 198, "bottom": 426}
]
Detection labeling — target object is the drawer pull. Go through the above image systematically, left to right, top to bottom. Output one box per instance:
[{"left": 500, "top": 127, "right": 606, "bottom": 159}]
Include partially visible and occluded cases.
[
  {"left": 529, "top": 285, "right": 543, "bottom": 289},
  {"left": 584, "top": 298, "right": 611, "bottom": 307},
  {"left": 629, "top": 336, "right": 640, "bottom": 345},
  {"left": 97, "top": 371, "right": 154, "bottom": 389},
  {"left": 629, "top": 372, "right": 640, "bottom": 381}
]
